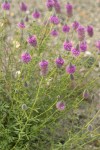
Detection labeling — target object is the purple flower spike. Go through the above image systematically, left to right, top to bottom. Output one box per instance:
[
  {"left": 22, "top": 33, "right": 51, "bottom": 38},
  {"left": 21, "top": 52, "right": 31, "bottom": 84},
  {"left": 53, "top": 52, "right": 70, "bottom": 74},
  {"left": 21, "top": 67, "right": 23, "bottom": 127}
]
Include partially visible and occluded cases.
[
  {"left": 46, "top": 0, "right": 54, "bottom": 11},
  {"left": 2, "top": 1, "right": 10, "bottom": 10},
  {"left": 54, "top": 1, "right": 61, "bottom": 14},
  {"left": 20, "top": 2, "right": 27, "bottom": 12},
  {"left": 66, "top": 2, "right": 73, "bottom": 17},
  {"left": 32, "top": 9, "right": 41, "bottom": 19},
  {"left": 50, "top": 15, "right": 60, "bottom": 25},
  {"left": 18, "top": 20, "right": 25, "bottom": 29},
  {"left": 72, "top": 21, "right": 80, "bottom": 30},
  {"left": 62, "top": 24, "right": 70, "bottom": 33},
  {"left": 77, "top": 25, "right": 85, "bottom": 41},
  {"left": 87, "top": 25, "right": 94, "bottom": 37},
  {"left": 51, "top": 29, "right": 58, "bottom": 37},
  {"left": 27, "top": 35, "right": 37, "bottom": 47},
  {"left": 63, "top": 40, "right": 73, "bottom": 51},
  {"left": 95, "top": 40, "right": 100, "bottom": 51},
  {"left": 80, "top": 41, "right": 87, "bottom": 52},
  {"left": 71, "top": 44, "right": 80, "bottom": 57},
  {"left": 21, "top": 52, "right": 31, "bottom": 63},
  {"left": 55, "top": 56, "right": 64, "bottom": 68},
  {"left": 39, "top": 60, "right": 48, "bottom": 76},
  {"left": 66, "top": 63, "right": 76, "bottom": 74},
  {"left": 83, "top": 89, "right": 89, "bottom": 99},
  {"left": 56, "top": 101, "right": 65, "bottom": 111}
]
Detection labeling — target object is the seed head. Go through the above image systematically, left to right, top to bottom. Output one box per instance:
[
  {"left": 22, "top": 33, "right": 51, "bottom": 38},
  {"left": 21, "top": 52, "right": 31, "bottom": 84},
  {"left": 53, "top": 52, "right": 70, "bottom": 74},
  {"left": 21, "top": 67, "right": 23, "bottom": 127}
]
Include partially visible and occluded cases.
[{"left": 56, "top": 101, "right": 66, "bottom": 111}]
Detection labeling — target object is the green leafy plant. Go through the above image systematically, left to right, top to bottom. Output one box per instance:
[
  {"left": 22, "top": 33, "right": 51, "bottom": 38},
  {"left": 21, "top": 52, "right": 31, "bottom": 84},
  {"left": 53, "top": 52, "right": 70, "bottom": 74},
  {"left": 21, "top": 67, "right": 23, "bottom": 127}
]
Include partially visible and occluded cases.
[{"left": 0, "top": 1, "right": 100, "bottom": 150}]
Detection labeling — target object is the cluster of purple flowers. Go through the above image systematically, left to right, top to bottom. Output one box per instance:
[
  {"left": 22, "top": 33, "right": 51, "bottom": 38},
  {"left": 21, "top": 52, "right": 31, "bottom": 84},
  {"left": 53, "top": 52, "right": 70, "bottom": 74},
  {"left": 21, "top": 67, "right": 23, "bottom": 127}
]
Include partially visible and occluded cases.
[
  {"left": 46, "top": 0, "right": 61, "bottom": 13},
  {"left": 46, "top": 0, "right": 54, "bottom": 11},
  {"left": 54, "top": 0, "right": 61, "bottom": 13},
  {"left": 2, "top": 1, "right": 99, "bottom": 112},
  {"left": 2, "top": 1, "right": 10, "bottom": 10},
  {"left": 20, "top": 2, "right": 27, "bottom": 12},
  {"left": 66, "top": 3, "right": 73, "bottom": 17},
  {"left": 32, "top": 9, "right": 41, "bottom": 19},
  {"left": 50, "top": 14, "right": 60, "bottom": 25},
  {"left": 18, "top": 20, "right": 25, "bottom": 29},
  {"left": 72, "top": 21, "right": 80, "bottom": 30},
  {"left": 62, "top": 24, "right": 70, "bottom": 33},
  {"left": 77, "top": 25, "right": 85, "bottom": 41},
  {"left": 87, "top": 25, "right": 94, "bottom": 37},
  {"left": 51, "top": 28, "right": 58, "bottom": 37},
  {"left": 27, "top": 35, "right": 37, "bottom": 47},
  {"left": 63, "top": 40, "right": 73, "bottom": 51},
  {"left": 80, "top": 41, "right": 87, "bottom": 52},
  {"left": 71, "top": 44, "right": 80, "bottom": 57},
  {"left": 21, "top": 52, "right": 31, "bottom": 63},
  {"left": 55, "top": 56, "right": 64, "bottom": 68},
  {"left": 39, "top": 60, "right": 49, "bottom": 76},
  {"left": 66, "top": 63, "right": 76, "bottom": 74}
]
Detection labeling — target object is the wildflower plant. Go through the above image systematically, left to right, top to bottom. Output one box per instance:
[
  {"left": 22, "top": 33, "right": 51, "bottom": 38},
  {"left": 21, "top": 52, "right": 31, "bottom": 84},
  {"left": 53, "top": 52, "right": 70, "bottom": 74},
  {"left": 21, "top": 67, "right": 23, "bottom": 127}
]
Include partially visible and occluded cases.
[{"left": 0, "top": 1, "right": 100, "bottom": 150}]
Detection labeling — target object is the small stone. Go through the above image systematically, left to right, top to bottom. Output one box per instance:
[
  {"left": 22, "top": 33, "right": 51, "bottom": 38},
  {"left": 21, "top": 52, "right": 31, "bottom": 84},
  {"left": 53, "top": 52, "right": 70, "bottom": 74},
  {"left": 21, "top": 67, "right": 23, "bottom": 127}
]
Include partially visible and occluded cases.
[{"left": 84, "top": 51, "right": 92, "bottom": 57}]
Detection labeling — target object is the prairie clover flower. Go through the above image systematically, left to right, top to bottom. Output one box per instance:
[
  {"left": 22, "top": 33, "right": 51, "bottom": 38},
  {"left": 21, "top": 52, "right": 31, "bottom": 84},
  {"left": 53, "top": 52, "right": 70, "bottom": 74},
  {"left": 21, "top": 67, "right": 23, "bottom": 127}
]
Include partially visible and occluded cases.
[
  {"left": 46, "top": 0, "right": 54, "bottom": 11},
  {"left": 2, "top": 1, "right": 10, "bottom": 10},
  {"left": 54, "top": 1, "right": 61, "bottom": 13},
  {"left": 20, "top": 2, "right": 27, "bottom": 12},
  {"left": 66, "top": 2, "right": 73, "bottom": 17},
  {"left": 32, "top": 9, "right": 41, "bottom": 19},
  {"left": 50, "top": 15, "right": 60, "bottom": 25},
  {"left": 18, "top": 20, "right": 25, "bottom": 29},
  {"left": 72, "top": 21, "right": 80, "bottom": 30},
  {"left": 62, "top": 24, "right": 70, "bottom": 33},
  {"left": 77, "top": 25, "right": 85, "bottom": 41},
  {"left": 87, "top": 25, "right": 94, "bottom": 37},
  {"left": 51, "top": 29, "right": 58, "bottom": 37},
  {"left": 27, "top": 35, "right": 37, "bottom": 47},
  {"left": 63, "top": 40, "right": 73, "bottom": 51},
  {"left": 95, "top": 40, "right": 100, "bottom": 51},
  {"left": 80, "top": 41, "right": 87, "bottom": 52},
  {"left": 71, "top": 44, "right": 80, "bottom": 57},
  {"left": 21, "top": 52, "right": 31, "bottom": 63},
  {"left": 55, "top": 56, "right": 64, "bottom": 68},
  {"left": 39, "top": 60, "right": 48, "bottom": 76},
  {"left": 66, "top": 63, "right": 76, "bottom": 74},
  {"left": 83, "top": 89, "right": 89, "bottom": 99},
  {"left": 56, "top": 101, "right": 65, "bottom": 111}
]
